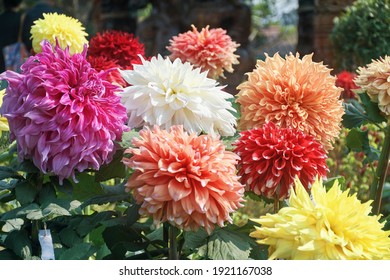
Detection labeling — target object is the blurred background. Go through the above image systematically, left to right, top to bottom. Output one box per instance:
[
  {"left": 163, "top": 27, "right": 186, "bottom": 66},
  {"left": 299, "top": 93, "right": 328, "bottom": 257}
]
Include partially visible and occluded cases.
[{"left": 0, "top": 0, "right": 358, "bottom": 71}]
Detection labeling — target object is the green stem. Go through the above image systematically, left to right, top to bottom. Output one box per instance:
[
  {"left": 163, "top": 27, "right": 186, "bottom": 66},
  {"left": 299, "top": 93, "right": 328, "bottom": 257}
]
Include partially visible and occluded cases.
[
  {"left": 370, "top": 123, "right": 390, "bottom": 215},
  {"left": 168, "top": 225, "right": 179, "bottom": 260}
]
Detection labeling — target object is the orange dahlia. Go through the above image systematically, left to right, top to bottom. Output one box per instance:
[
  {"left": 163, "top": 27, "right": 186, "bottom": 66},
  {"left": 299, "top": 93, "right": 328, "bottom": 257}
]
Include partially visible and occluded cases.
[
  {"left": 167, "top": 25, "right": 240, "bottom": 79},
  {"left": 236, "top": 53, "right": 344, "bottom": 151},
  {"left": 233, "top": 122, "right": 328, "bottom": 200},
  {"left": 123, "top": 125, "right": 245, "bottom": 234}
]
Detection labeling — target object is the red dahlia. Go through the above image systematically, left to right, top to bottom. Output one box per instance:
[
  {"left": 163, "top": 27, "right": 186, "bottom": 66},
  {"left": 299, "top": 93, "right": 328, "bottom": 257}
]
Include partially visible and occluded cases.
[{"left": 233, "top": 122, "right": 329, "bottom": 200}]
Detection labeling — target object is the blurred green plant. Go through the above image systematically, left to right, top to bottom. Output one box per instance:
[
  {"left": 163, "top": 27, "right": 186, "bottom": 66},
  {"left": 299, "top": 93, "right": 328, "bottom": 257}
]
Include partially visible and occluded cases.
[{"left": 331, "top": 0, "right": 390, "bottom": 71}]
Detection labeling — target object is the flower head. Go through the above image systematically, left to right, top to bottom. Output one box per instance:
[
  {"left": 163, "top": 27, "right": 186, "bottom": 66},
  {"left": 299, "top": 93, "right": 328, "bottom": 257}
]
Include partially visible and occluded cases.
[
  {"left": 31, "top": 13, "right": 88, "bottom": 54},
  {"left": 167, "top": 25, "right": 240, "bottom": 79},
  {"left": 88, "top": 30, "right": 145, "bottom": 70},
  {"left": 0, "top": 41, "right": 128, "bottom": 182},
  {"left": 236, "top": 53, "right": 344, "bottom": 151},
  {"left": 88, "top": 55, "right": 126, "bottom": 87},
  {"left": 120, "top": 55, "right": 237, "bottom": 136},
  {"left": 355, "top": 56, "right": 390, "bottom": 116},
  {"left": 336, "top": 70, "right": 359, "bottom": 99},
  {"left": 0, "top": 89, "right": 9, "bottom": 136},
  {"left": 233, "top": 122, "right": 328, "bottom": 200},
  {"left": 123, "top": 125, "right": 245, "bottom": 234},
  {"left": 250, "top": 177, "right": 390, "bottom": 260}
]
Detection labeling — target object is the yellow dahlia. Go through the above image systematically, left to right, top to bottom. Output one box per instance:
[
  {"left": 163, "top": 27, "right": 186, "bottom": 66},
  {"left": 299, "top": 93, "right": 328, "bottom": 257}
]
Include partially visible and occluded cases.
[
  {"left": 30, "top": 13, "right": 88, "bottom": 54},
  {"left": 236, "top": 53, "right": 344, "bottom": 151},
  {"left": 355, "top": 56, "right": 390, "bottom": 116},
  {"left": 0, "top": 89, "right": 9, "bottom": 136},
  {"left": 250, "top": 177, "right": 390, "bottom": 260}
]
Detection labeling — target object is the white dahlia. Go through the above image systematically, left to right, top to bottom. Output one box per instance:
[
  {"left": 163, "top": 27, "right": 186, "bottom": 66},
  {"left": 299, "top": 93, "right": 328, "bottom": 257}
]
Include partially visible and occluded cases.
[{"left": 120, "top": 55, "right": 237, "bottom": 136}]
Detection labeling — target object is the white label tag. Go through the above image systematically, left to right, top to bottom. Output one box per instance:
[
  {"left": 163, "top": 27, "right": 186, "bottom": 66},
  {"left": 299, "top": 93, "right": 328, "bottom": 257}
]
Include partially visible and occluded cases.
[{"left": 38, "top": 229, "right": 55, "bottom": 260}]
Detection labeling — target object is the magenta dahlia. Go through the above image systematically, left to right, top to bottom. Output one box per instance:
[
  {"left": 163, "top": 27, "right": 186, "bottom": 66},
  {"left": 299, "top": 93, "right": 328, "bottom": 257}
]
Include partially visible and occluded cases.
[
  {"left": 0, "top": 40, "right": 128, "bottom": 182},
  {"left": 233, "top": 122, "right": 328, "bottom": 200}
]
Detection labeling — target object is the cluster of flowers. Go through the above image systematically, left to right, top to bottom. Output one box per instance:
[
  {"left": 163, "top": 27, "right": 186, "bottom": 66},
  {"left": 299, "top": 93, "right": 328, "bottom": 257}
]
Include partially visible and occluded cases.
[{"left": 0, "top": 12, "right": 389, "bottom": 259}]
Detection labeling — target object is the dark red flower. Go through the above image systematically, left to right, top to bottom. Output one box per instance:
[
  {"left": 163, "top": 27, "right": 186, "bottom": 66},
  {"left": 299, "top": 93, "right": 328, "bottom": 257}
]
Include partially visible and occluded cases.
[
  {"left": 88, "top": 30, "right": 145, "bottom": 70},
  {"left": 88, "top": 55, "right": 126, "bottom": 87},
  {"left": 336, "top": 71, "right": 359, "bottom": 99},
  {"left": 233, "top": 122, "right": 329, "bottom": 200}
]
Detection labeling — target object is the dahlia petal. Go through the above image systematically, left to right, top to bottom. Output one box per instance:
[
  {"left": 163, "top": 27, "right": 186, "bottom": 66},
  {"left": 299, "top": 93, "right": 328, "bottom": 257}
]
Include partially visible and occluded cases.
[{"left": 168, "top": 179, "right": 191, "bottom": 201}]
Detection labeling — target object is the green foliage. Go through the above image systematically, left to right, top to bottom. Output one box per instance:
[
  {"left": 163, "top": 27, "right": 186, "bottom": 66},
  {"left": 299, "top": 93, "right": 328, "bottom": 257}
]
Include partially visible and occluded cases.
[{"left": 331, "top": 0, "right": 390, "bottom": 71}]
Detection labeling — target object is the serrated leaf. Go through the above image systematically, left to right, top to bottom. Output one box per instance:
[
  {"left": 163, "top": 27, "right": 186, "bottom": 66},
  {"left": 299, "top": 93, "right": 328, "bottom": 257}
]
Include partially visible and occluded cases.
[
  {"left": 359, "top": 92, "right": 387, "bottom": 123},
  {"left": 342, "top": 100, "right": 368, "bottom": 128},
  {"left": 346, "top": 128, "right": 368, "bottom": 151},
  {"left": 95, "top": 149, "right": 126, "bottom": 182},
  {"left": 73, "top": 173, "right": 104, "bottom": 201},
  {"left": 15, "top": 180, "right": 37, "bottom": 205},
  {"left": 0, "top": 203, "right": 40, "bottom": 221},
  {"left": 42, "top": 203, "right": 71, "bottom": 219},
  {"left": 26, "top": 209, "right": 43, "bottom": 220},
  {"left": 2, "top": 218, "right": 24, "bottom": 232},
  {"left": 198, "top": 227, "right": 251, "bottom": 260},
  {"left": 183, "top": 228, "right": 209, "bottom": 250},
  {"left": 4, "top": 230, "right": 32, "bottom": 259},
  {"left": 58, "top": 243, "right": 96, "bottom": 260}
]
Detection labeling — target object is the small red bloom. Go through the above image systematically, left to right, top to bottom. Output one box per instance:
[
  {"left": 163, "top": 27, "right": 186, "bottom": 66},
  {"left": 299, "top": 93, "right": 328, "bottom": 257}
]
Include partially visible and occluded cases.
[
  {"left": 336, "top": 71, "right": 359, "bottom": 99},
  {"left": 233, "top": 122, "right": 329, "bottom": 200}
]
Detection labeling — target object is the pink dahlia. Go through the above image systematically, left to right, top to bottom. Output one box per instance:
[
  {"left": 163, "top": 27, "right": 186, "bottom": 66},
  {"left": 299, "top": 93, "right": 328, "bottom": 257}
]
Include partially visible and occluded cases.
[
  {"left": 167, "top": 25, "right": 240, "bottom": 79},
  {"left": 88, "top": 30, "right": 145, "bottom": 70},
  {"left": 0, "top": 40, "right": 128, "bottom": 182},
  {"left": 336, "top": 71, "right": 359, "bottom": 99},
  {"left": 233, "top": 122, "right": 328, "bottom": 200},
  {"left": 123, "top": 125, "right": 245, "bottom": 234}
]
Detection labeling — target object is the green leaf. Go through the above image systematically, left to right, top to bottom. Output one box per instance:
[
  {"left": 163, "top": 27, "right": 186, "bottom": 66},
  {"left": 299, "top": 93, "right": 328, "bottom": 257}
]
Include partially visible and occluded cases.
[
  {"left": 359, "top": 92, "right": 387, "bottom": 124},
  {"left": 342, "top": 100, "right": 368, "bottom": 128},
  {"left": 346, "top": 128, "right": 368, "bottom": 151},
  {"left": 120, "top": 130, "right": 139, "bottom": 149},
  {"left": 222, "top": 133, "right": 240, "bottom": 151},
  {"left": 95, "top": 149, "right": 126, "bottom": 182},
  {"left": 16, "top": 160, "right": 40, "bottom": 173},
  {"left": 0, "top": 166, "right": 23, "bottom": 180},
  {"left": 73, "top": 173, "right": 104, "bottom": 201},
  {"left": 324, "top": 176, "right": 346, "bottom": 191},
  {"left": 15, "top": 180, "right": 37, "bottom": 205},
  {"left": 38, "top": 183, "right": 57, "bottom": 205},
  {"left": 81, "top": 193, "right": 130, "bottom": 208},
  {"left": 0, "top": 203, "right": 40, "bottom": 221},
  {"left": 42, "top": 203, "right": 71, "bottom": 219},
  {"left": 124, "top": 203, "right": 141, "bottom": 226},
  {"left": 26, "top": 209, "right": 43, "bottom": 220},
  {"left": 76, "top": 211, "right": 116, "bottom": 236},
  {"left": 2, "top": 218, "right": 24, "bottom": 232},
  {"left": 103, "top": 225, "right": 146, "bottom": 258},
  {"left": 59, "top": 227, "right": 83, "bottom": 248},
  {"left": 198, "top": 227, "right": 252, "bottom": 260},
  {"left": 183, "top": 228, "right": 209, "bottom": 250},
  {"left": 4, "top": 230, "right": 32, "bottom": 259},
  {"left": 58, "top": 243, "right": 96, "bottom": 260}
]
